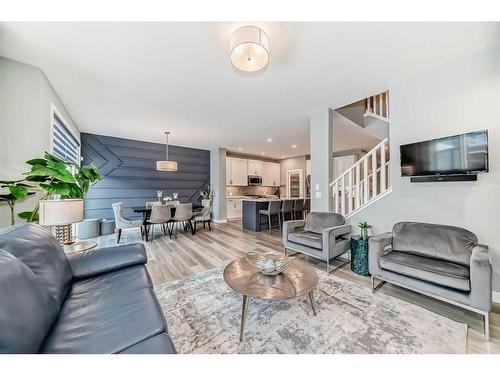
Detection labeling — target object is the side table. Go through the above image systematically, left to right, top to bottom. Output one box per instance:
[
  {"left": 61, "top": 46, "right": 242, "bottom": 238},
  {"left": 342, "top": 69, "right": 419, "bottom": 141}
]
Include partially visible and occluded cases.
[
  {"left": 350, "top": 235, "right": 370, "bottom": 276},
  {"left": 63, "top": 240, "right": 97, "bottom": 254}
]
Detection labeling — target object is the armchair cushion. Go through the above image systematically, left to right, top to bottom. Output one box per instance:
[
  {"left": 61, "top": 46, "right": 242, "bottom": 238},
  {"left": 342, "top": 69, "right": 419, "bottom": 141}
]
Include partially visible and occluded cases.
[
  {"left": 304, "top": 212, "right": 345, "bottom": 234},
  {"left": 392, "top": 222, "right": 477, "bottom": 267},
  {"left": 288, "top": 231, "right": 323, "bottom": 250},
  {"left": 67, "top": 243, "right": 147, "bottom": 279},
  {"left": 380, "top": 251, "right": 470, "bottom": 291}
]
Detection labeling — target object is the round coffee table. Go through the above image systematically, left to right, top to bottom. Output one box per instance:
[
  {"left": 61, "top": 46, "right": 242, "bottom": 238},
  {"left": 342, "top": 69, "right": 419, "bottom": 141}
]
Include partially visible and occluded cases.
[{"left": 223, "top": 254, "right": 319, "bottom": 341}]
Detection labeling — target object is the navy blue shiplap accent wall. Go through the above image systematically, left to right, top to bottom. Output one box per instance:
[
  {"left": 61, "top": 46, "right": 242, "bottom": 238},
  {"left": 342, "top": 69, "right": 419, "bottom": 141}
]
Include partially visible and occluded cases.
[{"left": 81, "top": 133, "right": 210, "bottom": 220}]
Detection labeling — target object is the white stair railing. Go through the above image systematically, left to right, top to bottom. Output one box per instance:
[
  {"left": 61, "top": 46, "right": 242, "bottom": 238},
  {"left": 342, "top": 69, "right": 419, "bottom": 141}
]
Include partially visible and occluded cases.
[
  {"left": 365, "top": 91, "right": 389, "bottom": 122},
  {"left": 330, "top": 138, "right": 391, "bottom": 218}
]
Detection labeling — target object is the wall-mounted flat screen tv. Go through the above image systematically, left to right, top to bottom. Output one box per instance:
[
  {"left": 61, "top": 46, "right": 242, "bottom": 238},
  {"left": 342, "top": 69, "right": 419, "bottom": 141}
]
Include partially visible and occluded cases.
[{"left": 400, "top": 130, "right": 489, "bottom": 177}]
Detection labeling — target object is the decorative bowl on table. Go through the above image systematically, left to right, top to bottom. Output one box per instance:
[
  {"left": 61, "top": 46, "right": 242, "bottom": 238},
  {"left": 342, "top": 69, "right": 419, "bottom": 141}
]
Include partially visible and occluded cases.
[{"left": 244, "top": 252, "right": 296, "bottom": 276}]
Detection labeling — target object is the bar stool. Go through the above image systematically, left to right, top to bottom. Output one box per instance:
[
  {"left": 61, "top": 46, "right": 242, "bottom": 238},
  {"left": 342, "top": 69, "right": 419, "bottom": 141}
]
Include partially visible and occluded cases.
[
  {"left": 303, "top": 198, "right": 311, "bottom": 217},
  {"left": 293, "top": 199, "right": 304, "bottom": 220},
  {"left": 259, "top": 200, "right": 282, "bottom": 234},
  {"left": 281, "top": 200, "right": 294, "bottom": 225}
]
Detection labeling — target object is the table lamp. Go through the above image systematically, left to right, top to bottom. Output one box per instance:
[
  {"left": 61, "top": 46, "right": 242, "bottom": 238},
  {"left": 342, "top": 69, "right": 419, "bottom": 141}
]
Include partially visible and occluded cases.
[{"left": 38, "top": 198, "right": 84, "bottom": 245}]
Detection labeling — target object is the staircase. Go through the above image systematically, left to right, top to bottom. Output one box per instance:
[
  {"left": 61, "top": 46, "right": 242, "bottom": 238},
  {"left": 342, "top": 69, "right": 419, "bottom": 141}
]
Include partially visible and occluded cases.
[
  {"left": 364, "top": 91, "right": 389, "bottom": 122},
  {"left": 329, "top": 138, "right": 392, "bottom": 218}
]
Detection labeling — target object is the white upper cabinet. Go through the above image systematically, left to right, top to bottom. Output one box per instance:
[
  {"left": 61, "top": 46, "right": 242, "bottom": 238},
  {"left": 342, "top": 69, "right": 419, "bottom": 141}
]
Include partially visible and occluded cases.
[
  {"left": 333, "top": 155, "right": 357, "bottom": 180},
  {"left": 226, "top": 157, "right": 248, "bottom": 186},
  {"left": 247, "top": 159, "right": 263, "bottom": 176},
  {"left": 262, "top": 162, "right": 281, "bottom": 187}
]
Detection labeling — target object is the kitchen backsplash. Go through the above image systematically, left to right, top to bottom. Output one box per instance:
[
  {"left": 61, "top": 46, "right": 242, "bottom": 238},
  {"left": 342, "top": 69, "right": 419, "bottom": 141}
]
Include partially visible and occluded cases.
[{"left": 226, "top": 185, "right": 279, "bottom": 196}]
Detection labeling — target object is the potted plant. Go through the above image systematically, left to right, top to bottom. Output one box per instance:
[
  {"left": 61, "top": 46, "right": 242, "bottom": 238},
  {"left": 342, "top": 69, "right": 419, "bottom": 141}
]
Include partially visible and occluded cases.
[
  {"left": 0, "top": 152, "right": 102, "bottom": 225},
  {"left": 21, "top": 152, "right": 101, "bottom": 221},
  {"left": 0, "top": 180, "right": 36, "bottom": 225},
  {"left": 199, "top": 184, "right": 214, "bottom": 200},
  {"left": 358, "top": 221, "right": 373, "bottom": 240}
]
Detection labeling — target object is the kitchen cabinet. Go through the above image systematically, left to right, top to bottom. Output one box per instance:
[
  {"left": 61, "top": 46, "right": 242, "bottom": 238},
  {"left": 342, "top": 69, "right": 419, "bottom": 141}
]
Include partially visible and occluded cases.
[
  {"left": 226, "top": 157, "right": 248, "bottom": 186},
  {"left": 247, "top": 159, "right": 263, "bottom": 176},
  {"left": 262, "top": 162, "right": 281, "bottom": 187},
  {"left": 226, "top": 198, "right": 242, "bottom": 220}
]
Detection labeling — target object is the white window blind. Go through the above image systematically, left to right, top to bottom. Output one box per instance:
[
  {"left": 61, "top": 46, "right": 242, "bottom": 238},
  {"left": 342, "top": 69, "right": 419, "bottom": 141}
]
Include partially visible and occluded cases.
[{"left": 52, "top": 113, "right": 80, "bottom": 164}]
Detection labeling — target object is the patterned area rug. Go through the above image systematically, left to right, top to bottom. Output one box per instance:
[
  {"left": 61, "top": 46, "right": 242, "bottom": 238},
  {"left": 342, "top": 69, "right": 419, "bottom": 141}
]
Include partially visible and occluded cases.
[{"left": 154, "top": 267, "right": 467, "bottom": 354}]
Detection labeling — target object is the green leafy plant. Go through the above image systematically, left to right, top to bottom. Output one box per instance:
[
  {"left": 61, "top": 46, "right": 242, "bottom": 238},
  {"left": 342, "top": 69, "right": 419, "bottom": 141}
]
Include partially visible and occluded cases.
[
  {"left": 0, "top": 152, "right": 102, "bottom": 224},
  {"left": 19, "top": 152, "right": 102, "bottom": 222},
  {"left": 0, "top": 180, "right": 36, "bottom": 225},
  {"left": 358, "top": 221, "right": 373, "bottom": 239}
]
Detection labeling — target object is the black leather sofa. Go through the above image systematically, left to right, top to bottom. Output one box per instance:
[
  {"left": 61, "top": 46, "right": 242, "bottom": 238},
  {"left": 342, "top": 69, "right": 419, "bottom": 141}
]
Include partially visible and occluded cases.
[{"left": 0, "top": 223, "right": 176, "bottom": 354}]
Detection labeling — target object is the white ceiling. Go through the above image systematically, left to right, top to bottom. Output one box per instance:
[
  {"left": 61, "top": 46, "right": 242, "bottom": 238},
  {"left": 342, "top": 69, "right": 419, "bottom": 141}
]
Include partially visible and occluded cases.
[{"left": 0, "top": 22, "right": 498, "bottom": 159}]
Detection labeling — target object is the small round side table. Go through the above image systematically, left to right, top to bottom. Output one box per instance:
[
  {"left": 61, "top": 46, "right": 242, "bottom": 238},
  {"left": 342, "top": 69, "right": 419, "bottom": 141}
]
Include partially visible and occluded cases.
[{"left": 350, "top": 235, "right": 370, "bottom": 276}]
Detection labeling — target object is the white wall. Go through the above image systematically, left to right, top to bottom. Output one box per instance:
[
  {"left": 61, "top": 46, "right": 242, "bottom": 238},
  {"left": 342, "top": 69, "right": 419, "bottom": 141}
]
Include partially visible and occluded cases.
[
  {"left": 349, "top": 45, "right": 500, "bottom": 292},
  {"left": 0, "top": 57, "right": 79, "bottom": 228}
]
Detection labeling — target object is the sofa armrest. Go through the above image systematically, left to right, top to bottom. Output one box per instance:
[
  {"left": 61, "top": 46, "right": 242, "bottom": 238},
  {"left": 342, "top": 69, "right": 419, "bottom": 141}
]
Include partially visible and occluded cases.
[
  {"left": 282, "top": 220, "right": 305, "bottom": 244},
  {"left": 322, "top": 224, "right": 351, "bottom": 258},
  {"left": 368, "top": 232, "right": 393, "bottom": 276},
  {"left": 67, "top": 243, "right": 147, "bottom": 279},
  {"left": 469, "top": 244, "right": 492, "bottom": 312}
]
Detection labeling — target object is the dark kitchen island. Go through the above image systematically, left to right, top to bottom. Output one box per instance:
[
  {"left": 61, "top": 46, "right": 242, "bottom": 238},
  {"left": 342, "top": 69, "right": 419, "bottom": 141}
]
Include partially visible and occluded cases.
[{"left": 242, "top": 198, "right": 297, "bottom": 232}]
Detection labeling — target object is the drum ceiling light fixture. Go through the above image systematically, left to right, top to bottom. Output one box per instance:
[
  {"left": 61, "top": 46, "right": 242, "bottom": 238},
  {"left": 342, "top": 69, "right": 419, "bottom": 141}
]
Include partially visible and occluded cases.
[
  {"left": 230, "top": 26, "right": 269, "bottom": 72},
  {"left": 156, "top": 131, "right": 178, "bottom": 172}
]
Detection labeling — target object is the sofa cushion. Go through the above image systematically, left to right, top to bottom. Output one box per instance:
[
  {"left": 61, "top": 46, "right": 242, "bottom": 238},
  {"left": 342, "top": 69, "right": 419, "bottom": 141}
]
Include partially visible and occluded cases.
[
  {"left": 304, "top": 212, "right": 345, "bottom": 234},
  {"left": 392, "top": 222, "right": 477, "bottom": 267},
  {"left": 0, "top": 224, "right": 73, "bottom": 306},
  {"left": 288, "top": 231, "right": 323, "bottom": 250},
  {"left": 0, "top": 249, "right": 59, "bottom": 353},
  {"left": 380, "top": 250, "right": 470, "bottom": 292},
  {"left": 40, "top": 265, "right": 166, "bottom": 353},
  {"left": 119, "top": 333, "right": 176, "bottom": 354}
]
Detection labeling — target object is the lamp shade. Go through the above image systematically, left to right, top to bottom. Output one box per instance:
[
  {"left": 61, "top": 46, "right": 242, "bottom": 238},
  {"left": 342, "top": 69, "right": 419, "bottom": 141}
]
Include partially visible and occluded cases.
[
  {"left": 230, "top": 26, "right": 269, "bottom": 72},
  {"left": 156, "top": 160, "right": 178, "bottom": 172},
  {"left": 38, "top": 199, "right": 84, "bottom": 226}
]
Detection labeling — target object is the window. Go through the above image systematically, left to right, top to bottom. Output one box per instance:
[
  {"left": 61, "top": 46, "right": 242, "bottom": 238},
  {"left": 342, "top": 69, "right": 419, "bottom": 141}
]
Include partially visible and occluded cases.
[{"left": 51, "top": 104, "right": 80, "bottom": 165}]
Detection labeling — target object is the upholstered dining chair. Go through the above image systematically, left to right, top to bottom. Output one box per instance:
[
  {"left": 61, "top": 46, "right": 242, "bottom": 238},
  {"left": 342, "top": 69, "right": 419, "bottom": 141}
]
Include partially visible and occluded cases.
[
  {"left": 193, "top": 199, "right": 212, "bottom": 233},
  {"left": 293, "top": 199, "right": 304, "bottom": 220},
  {"left": 259, "top": 200, "right": 282, "bottom": 234},
  {"left": 281, "top": 200, "right": 294, "bottom": 226},
  {"left": 146, "top": 201, "right": 161, "bottom": 208},
  {"left": 112, "top": 202, "right": 144, "bottom": 243},
  {"left": 171, "top": 203, "right": 193, "bottom": 238},
  {"left": 147, "top": 204, "right": 172, "bottom": 241}
]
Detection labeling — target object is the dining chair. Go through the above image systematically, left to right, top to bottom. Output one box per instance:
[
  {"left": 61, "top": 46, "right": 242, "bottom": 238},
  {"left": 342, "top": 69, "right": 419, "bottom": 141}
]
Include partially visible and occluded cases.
[
  {"left": 193, "top": 199, "right": 212, "bottom": 233},
  {"left": 281, "top": 199, "right": 294, "bottom": 225},
  {"left": 293, "top": 199, "right": 304, "bottom": 220},
  {"left": 259, "top": 200, "right": 282, "bottom": 234},
  {"left": 146, "top": 201, "right": 161, "bottom": 208},
  {"left": 112, "top": 202, "right": 144, "bottom": 244},
  {"left": 171, "top": 203, "right": 193, "bottom": 238},
  {"left": 148, "top": 204, "right": 172, "bottom": 242}
]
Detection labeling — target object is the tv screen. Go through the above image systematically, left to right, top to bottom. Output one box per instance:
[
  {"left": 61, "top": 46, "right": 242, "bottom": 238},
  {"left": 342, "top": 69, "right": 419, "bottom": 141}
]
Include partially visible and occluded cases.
[{"left": 400, "top": 130, "right": 489, "bottom": 177}]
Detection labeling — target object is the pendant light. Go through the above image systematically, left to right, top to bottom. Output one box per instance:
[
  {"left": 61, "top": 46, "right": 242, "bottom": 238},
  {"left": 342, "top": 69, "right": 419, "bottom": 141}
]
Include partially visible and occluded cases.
[
  {"left": 230, "top": 26, "right": 269, "bottom": 72},
  {"left": 156, "top": 131, "right": 178, "bottom": 171}
]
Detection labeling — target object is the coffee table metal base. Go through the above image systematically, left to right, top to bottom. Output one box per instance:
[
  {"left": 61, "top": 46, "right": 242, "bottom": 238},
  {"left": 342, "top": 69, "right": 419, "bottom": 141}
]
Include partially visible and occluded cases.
[{"left": 238, "top": 291, "right": 317, "bottom": 342}]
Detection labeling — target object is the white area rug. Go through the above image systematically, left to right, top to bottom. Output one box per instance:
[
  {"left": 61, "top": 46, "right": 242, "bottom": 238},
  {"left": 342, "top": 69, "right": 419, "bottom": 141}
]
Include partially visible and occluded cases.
[{"left": 154, "top": 267, "right": 467, "bottom": 354}]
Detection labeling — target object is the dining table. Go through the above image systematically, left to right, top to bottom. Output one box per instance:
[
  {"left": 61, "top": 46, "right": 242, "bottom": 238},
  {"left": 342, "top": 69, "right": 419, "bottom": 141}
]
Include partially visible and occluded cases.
[{"left": 133, "top": 202, "right": 203, "bottom": 241}]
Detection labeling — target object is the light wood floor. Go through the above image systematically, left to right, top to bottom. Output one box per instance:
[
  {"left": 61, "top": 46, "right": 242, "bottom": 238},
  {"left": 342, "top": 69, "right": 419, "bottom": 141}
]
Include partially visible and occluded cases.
[{"left": 94, "top": 220, "right": 500, "bottom": 354}]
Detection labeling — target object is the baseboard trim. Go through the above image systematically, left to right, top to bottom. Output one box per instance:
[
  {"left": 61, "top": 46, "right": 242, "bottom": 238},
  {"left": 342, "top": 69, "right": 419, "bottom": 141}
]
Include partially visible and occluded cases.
[
  {"left": 213, "top": 218, "right": 228, "bottom": 224},
  {"left": 493, "top": 292, "right": 500, "bottom": 304}
]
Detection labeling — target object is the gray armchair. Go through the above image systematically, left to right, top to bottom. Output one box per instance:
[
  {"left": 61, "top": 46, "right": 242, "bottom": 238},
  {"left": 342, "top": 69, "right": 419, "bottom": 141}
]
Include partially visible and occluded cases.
[
  {"left": 283, "top": 212, "right": 351, "bottom": 272},
  {"left": 369, "top": 222, "right": 492, "bottom": 340}
]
